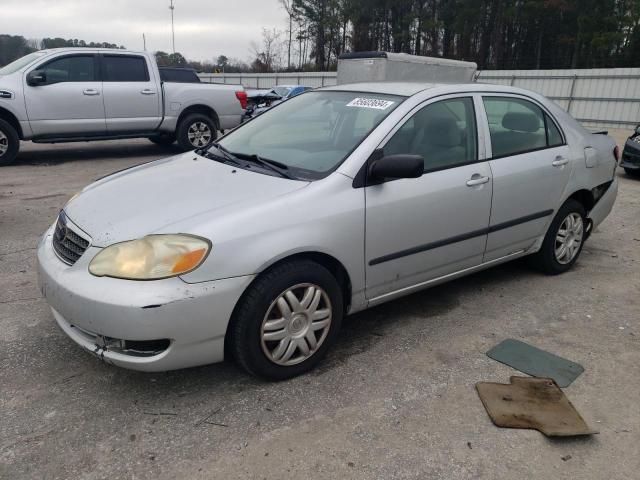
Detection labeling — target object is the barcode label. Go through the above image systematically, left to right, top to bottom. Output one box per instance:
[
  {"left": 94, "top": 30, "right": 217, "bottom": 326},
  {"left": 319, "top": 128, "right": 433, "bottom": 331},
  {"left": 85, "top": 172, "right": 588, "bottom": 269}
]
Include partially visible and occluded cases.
[{"left": 346, "top": 98, "right": 395, "bottom": 110}]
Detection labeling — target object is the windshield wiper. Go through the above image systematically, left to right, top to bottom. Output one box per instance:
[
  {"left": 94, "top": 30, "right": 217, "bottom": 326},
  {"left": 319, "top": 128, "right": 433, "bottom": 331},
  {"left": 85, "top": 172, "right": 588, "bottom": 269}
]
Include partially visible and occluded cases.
[
  {"left": 195, "top": 144, "right": 241, "bottom": 167},
  {"left": 238, "top": 153, "right": 295, "bottom": 180}
]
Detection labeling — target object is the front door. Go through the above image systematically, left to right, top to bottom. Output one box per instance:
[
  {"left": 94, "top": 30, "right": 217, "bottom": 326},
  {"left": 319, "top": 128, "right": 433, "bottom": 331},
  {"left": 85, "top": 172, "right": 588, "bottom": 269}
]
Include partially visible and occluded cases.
[
  {"left": 24, "top": 53, "right": 105, "bottom": 136},
  {"left": 101, "top": 54, "right": 162, "bottom": 132},
  {"left": 365, "top": 95, "right": 493, "bottom": 300},
  {"left": 481, "top": 95, "right": 573, "bottom": 262}
]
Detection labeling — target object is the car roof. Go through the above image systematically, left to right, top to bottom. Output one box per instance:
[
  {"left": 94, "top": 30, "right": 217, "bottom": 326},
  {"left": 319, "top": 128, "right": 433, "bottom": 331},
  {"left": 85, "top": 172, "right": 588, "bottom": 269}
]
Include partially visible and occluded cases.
[
  {"left": 39, "top": 48, "right": 147, "bottom": 55},
  {"left": 322, "top": 81, "right": 555, "bottom": 100},
  {"left": 322, "top": 82, "right": 442, "bottom": 96}
]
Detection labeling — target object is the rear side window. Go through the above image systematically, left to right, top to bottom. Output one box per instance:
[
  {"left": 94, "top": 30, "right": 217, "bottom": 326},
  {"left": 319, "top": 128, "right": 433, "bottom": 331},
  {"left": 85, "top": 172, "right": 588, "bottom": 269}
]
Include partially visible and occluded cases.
[
  {"left": 39, "top": 55, "right": 95, "bottom": 84},
  {"left": 103, "top": 55, "right": 149, "bottom": 82},
  {"left": 159, "top": 68, "right": 199, "bottom": 83},
  {"left": 384, "top": 97, "right": 478, "bottom": 173},
  {"left": 483, "top": 97, "right": 564, "bottom": 158}
]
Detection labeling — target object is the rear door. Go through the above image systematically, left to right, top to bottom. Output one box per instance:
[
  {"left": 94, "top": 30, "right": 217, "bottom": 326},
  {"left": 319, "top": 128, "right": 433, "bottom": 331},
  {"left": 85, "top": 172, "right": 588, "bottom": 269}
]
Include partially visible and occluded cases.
[
  {"left": 24, "top": 53, "right": 105, "bottom": 136},
  {"left": 101, "top": 54, "right": 162, "bottom": 132},
  {"left": 365, "top": 95, "right": 493, "bottom": 300},
  {"left": 481, "top": 95, "right": 572, "bottom": 262}
]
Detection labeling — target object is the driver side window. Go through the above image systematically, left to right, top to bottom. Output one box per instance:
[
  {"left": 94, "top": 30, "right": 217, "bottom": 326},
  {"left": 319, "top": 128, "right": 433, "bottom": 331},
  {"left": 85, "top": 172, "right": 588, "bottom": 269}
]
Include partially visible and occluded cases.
[
  {"left": 38, "top": 55, "right": 96, "bottom": 84},
  {"left": 384, "top": 97, "right": 478, "bottom": 173}
]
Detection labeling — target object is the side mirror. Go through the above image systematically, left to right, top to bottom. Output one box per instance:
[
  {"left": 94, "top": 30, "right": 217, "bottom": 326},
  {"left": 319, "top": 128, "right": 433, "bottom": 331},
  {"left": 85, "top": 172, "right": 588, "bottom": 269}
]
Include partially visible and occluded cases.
[
  {"left": 27, "top": 70, "right": 46, "bottom": 86},
  {"left": 369, "top": 154, "right": 424, "bottom": 181}
]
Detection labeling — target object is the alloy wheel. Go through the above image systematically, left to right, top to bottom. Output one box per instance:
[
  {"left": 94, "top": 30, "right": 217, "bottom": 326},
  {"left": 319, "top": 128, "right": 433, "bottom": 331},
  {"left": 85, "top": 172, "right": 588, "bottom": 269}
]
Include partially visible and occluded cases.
[
  {"left": 187, "top": 122, "right": 213, "bottom": 147},
  {"left": 0, "top": 130, "right": 8, "bottom": 156},
  {"left": 555, "top": 212, "right": 584, "bottom": 264},
  {"left": 260, "top": 283, "right": 332, "bottom": 366}
]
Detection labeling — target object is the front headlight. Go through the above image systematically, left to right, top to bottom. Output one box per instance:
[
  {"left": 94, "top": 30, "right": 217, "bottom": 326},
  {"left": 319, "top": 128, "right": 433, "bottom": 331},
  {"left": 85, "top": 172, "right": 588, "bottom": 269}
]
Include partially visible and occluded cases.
[{"left": 89, "top": 234, "right": 210, "bottom": 280}]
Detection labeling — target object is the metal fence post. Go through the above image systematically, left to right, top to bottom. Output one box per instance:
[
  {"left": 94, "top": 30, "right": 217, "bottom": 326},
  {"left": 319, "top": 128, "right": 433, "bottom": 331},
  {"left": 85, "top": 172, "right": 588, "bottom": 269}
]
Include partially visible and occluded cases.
[{"left": 567, "top": 74, "right": 578, "bottom": 115}]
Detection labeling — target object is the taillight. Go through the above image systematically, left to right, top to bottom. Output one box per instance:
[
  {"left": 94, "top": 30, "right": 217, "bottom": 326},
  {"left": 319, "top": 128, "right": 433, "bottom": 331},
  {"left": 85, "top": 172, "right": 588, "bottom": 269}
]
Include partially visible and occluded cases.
[
  {"left": 235, "top": 91, "right": 248, "bottom": 110},
  {"left": 614, "top": 145, "right": 620, "bottom": 163}
]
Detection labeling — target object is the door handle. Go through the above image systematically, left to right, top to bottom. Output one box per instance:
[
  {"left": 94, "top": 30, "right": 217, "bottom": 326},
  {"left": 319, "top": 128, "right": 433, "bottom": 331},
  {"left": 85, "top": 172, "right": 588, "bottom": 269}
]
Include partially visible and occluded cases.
[
  {"left": 82, "top": 89, "right": 99, "bottom": 96},
  {"left": 141, "top": 89, "right": 157, "bottom": 95},
  {"left": 552, "top": 156, "right": 569, "bottom": 167},
  {"left": 466, "top": 175, "right": 490, "bottom": 187}
]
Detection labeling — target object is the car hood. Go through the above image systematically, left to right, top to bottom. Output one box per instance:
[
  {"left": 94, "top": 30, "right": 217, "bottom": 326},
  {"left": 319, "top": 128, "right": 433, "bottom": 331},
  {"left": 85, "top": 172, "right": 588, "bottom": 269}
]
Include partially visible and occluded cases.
[{"left": 64, "top": 151, "right": 309, "bottom": 247}]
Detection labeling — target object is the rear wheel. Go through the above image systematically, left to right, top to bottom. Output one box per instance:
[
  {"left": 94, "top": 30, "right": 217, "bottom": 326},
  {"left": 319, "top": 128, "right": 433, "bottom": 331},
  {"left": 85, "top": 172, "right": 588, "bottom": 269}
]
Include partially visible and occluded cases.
[
  {"left": 176, "top": 113, "right": 217, "bottom": 151},
  {"left": 0, "top": 119, "right": 20, "bottom": 166},
  {"left": 624, "top": 167, "right": 640, "bottom": 178},
  {"left": 529, "top": 199, "right": 586, "bottom": 275},
  {"left": 230, "top": 260, "right": 343, "bottom": 380}
]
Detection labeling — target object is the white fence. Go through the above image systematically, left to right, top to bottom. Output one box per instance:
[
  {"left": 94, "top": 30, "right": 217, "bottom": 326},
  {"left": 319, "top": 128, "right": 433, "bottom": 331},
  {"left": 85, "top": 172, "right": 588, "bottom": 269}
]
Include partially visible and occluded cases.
[{"left": 199, "top": 68, "right": 640, "bottom": 130}]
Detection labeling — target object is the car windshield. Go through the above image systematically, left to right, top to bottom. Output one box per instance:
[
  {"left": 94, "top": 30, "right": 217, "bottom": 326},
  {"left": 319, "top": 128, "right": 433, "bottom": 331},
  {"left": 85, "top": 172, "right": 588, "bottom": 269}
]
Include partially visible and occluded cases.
[
  {"left": 0, "top": 51, "right": 47, "bottom": 75},
  {"left": 218, "top": 90, "right": 403, "bottom": 179}
]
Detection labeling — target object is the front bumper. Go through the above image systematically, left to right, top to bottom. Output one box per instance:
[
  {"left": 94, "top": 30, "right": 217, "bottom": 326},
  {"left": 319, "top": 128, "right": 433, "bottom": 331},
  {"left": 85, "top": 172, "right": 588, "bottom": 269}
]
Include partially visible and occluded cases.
[
  {"left": 621, "top": 140, "right": 640, "bottom": 170},
  {"left": 37, "top": 224, "right": 254, "bottom": 371}
]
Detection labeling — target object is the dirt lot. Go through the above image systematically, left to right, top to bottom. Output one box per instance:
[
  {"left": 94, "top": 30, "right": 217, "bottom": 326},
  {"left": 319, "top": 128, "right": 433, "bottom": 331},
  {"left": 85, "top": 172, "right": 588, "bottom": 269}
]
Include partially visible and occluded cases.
[{"left": 1, "top": 134, "right": 639, "bottom": 480}]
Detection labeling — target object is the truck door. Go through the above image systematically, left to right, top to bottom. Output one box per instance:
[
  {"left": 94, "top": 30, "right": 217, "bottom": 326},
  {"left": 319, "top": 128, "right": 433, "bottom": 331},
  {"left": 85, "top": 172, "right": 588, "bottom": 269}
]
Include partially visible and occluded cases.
[
  {"left": 24, "top": 53, "right": 106, "bottom": 136},
  {"left": 101, "top": 54, "right": 162, "bottom": 132}
]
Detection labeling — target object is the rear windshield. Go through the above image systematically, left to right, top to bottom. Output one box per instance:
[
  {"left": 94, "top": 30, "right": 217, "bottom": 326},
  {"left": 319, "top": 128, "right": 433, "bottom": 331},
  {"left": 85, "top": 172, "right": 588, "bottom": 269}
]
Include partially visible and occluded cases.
[{"left": 219, "top": 90, "right": 403, "bottom": 179}]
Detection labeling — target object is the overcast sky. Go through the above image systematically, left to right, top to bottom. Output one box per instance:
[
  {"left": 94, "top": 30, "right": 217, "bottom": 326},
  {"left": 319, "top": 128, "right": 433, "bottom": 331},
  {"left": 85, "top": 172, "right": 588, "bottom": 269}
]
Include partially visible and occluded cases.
[{"left": 0, "top": 0, "right": 286, "bottom": 62}]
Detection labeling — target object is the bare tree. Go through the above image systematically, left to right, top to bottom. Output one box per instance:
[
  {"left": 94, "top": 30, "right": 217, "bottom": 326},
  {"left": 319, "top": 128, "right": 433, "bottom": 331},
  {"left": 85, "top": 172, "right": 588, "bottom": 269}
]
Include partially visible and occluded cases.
[{"left": 280, "top": 0, "right": 296, "bottom": 70}]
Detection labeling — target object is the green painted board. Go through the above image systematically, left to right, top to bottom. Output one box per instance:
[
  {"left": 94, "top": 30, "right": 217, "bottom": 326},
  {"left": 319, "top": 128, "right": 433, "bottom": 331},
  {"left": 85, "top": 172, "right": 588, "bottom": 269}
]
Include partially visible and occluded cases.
[{"left": 486, "top": 339, "right": 584, "bottom": 388}]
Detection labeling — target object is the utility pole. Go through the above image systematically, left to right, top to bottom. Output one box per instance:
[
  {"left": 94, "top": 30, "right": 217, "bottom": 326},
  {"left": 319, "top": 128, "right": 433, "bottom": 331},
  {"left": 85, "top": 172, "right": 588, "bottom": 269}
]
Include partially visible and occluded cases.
[
  {"left": 169, "top": 0, "right": 176, "bottom": 53},
  {"left": 142, "top": 33, "right": 146, "bottom": 51}
]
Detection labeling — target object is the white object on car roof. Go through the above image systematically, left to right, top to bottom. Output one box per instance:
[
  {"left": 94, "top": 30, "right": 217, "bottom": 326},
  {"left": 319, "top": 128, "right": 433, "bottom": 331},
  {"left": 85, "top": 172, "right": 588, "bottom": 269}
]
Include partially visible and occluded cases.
[{"left": 337, "top": 51, "right": 477, "bottom": 85}]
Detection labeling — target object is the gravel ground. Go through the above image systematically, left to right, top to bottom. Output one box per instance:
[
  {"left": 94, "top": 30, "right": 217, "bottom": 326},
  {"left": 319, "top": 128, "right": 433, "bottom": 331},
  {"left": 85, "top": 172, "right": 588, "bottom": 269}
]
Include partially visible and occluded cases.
[{"left": 1, "top": 133, "right": 639, "bottom": 480}]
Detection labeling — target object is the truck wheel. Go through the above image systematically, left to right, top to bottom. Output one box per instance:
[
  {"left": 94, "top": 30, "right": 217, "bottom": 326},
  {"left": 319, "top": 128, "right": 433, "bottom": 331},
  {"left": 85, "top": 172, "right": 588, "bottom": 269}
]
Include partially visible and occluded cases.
[
  {"left": 176, "top": 113, "right": 217, "bottom": 151},
  {"left": 0, "top": 119, "right": 20, "bottom": 166},
  {"left": 148, "top": 133, "right": 176, "bottom": 146},
  {"left": 528, "top": 199, "right": 586, "bottom": 275},
  {"left": 230, "top": 260, "right": 343, "bottom": 380}
]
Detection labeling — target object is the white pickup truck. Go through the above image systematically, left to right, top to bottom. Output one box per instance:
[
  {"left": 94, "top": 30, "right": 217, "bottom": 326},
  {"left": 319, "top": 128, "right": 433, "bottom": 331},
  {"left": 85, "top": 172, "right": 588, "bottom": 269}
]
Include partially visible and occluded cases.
[{"left": 0, "top": 48, "right": 247, "bottom": 166}]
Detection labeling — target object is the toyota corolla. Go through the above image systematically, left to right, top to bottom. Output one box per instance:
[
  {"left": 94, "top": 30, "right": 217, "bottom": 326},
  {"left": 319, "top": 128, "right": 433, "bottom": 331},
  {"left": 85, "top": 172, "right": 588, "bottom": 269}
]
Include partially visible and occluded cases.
[{"left": 37, "top": 82, "right": 619, "bottom": 379}]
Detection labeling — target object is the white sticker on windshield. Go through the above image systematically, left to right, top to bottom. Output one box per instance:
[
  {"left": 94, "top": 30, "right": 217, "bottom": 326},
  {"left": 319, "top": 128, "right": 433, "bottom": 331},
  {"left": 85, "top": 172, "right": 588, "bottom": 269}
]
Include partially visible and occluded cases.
[{"left": 346, "top": 98, "right": 395, "bottom": 110}]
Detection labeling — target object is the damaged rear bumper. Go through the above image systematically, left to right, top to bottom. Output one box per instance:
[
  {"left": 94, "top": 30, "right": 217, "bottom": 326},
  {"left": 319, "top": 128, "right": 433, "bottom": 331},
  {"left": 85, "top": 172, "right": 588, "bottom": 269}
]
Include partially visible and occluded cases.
[
  {"left": 587, "top": 177, "right": 618, "bottom": 230},
  {"left": 37, "top": 225, "right": 254, "bottom": 372}
]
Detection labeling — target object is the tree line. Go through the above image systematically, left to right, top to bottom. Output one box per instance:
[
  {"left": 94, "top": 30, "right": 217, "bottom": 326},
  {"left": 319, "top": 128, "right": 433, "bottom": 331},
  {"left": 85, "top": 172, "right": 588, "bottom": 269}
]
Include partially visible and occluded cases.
[
  {"left": 280, "top": 0, "right": 640, "bottom": 70},
  {"left": 0, "top": 34, "right": 124, "bottom": 66}
]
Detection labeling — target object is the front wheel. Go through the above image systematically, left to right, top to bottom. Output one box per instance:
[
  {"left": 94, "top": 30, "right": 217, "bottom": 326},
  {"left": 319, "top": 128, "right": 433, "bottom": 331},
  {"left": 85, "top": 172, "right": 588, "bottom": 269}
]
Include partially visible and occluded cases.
[
  {"left": 176, "top": 113, "right": 217, "bottom": 151},
  {"left": 0, "top": 119, "right": 20, "bottom": 166},
  {"left": 528, "top": 199, "right": 586, "bottom": 275},
  {"left": 229, "top": 260, "right": 343, "bottom": 380}
]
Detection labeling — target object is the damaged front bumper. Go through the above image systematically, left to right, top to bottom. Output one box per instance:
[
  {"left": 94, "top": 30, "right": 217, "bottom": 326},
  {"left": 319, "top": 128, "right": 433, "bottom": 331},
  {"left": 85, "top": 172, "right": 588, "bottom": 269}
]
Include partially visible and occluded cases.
[{"left": 37, "top": 224, "right": 254, "bottom": 372}]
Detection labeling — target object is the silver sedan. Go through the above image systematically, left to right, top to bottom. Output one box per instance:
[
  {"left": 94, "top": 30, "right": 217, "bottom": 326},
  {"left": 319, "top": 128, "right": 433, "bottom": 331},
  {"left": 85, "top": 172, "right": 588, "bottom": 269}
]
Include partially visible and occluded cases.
[{"left": 37, "top": 82, "right": 619, "bottom": 379}]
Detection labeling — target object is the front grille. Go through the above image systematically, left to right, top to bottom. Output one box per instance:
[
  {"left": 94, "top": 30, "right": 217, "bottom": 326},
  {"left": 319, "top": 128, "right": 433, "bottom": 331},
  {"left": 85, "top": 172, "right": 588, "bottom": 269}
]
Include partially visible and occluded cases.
[{"left": 52, "top": 213, "right": 90, "bottom": 265}]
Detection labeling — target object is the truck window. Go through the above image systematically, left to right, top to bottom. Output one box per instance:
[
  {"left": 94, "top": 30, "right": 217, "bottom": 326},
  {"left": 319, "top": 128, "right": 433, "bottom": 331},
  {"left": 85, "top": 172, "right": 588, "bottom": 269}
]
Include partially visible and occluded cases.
[
  {"left": 38, "top": 55, "right": 96, "bottom": 84},
  {"left": 103, "top": 55, "right": 149, "bottom": 82},
  {"left": 159, "top": 68, "right": 200, "bottom": 83}
]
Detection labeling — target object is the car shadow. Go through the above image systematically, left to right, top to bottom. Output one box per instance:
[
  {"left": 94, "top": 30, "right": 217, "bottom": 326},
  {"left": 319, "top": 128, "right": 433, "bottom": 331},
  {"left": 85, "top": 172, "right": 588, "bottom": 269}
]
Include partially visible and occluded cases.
[{"left": 13, "top": 140, "right": 183, "bottom": 166}]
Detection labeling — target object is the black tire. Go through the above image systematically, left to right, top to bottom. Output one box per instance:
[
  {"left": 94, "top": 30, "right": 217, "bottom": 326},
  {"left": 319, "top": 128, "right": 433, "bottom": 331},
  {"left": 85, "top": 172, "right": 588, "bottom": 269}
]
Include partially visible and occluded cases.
[
  {"left": 176, "top": 113, "right": 217, "bottom": 151},
  {"left": 0, "top": 118, "right": 20, "bottom": 166},
  {"left": 148, "top": 133, "right": 176, "bottom": 146},
  {"left": 624, "top": 168, "right": 640, "bottom": 178},
  {"left": 528, "top": 199, "right": 587, "bottom": 275},
  {"left": 230, "top": 260, "right": 343, "bottom": 380}
]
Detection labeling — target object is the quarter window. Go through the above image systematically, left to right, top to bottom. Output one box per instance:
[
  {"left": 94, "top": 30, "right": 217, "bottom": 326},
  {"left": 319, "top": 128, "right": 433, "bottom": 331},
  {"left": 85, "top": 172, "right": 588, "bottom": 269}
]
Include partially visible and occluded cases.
[
  {"left": 38, "top": 55, "right": 95, "bottom": 84},
  {"left": 103, "top": 55, "right": 149, "bottom": 82},
  {"left": 384, "top": 97, "right": 478, "bottom": 173},
  {"left": 483, "top": 97, "right": 564, "bottom": 158}
]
